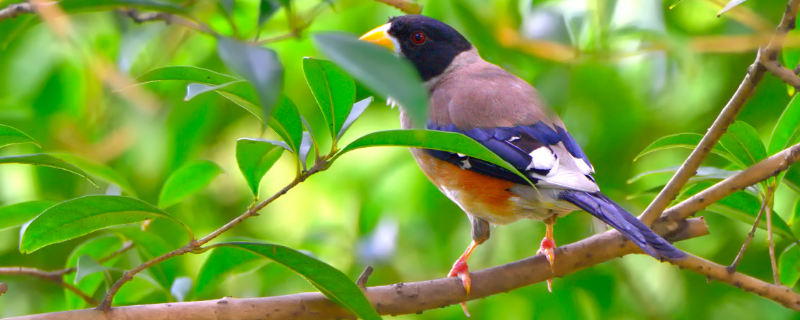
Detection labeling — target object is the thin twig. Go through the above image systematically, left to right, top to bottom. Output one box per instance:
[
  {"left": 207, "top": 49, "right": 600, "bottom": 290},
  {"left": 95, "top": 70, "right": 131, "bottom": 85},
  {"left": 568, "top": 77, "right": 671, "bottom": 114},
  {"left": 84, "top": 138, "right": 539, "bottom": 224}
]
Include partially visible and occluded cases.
[
  {"left": 253, "top": 0, "right": 331, "bottom": 45},
  {"left": 372, "top": 0, "right": 423, "bottom": 14},
  {"left": 639, "top": 0, "right": 800, "bottom": 226},
  {"left": 0, "top": 2, "right": 34, "bottom": 20},
  {"left": 119, "top": 8, "right": 218, "bottom": 36},
  {"left": 762, "top": 59, "right": 800, "bottom": 88},
  {"left": 97, "top": 159, "right": 332, "bottom": 310},
  {"left": 766, "top": 187, "right": 780, "bottom": 284},
  {"left": 727, "top": 195, "right": 767, "bottom": 272},
  {"left": 57, "top": 241, "right": 135, "bottom": 276},
  {"left": 356, "top": 266, "right": 374, "bottom": 289},
  {"left": 0, "top": 267, "right": 98, "bottom": 305}
]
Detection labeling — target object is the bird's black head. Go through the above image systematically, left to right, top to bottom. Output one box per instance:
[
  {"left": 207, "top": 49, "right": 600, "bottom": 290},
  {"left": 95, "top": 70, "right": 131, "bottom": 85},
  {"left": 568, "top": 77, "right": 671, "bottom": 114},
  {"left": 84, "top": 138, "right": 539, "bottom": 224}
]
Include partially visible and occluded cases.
[{"left": 360, "top": 15, "right": 473, "bottom": 81}]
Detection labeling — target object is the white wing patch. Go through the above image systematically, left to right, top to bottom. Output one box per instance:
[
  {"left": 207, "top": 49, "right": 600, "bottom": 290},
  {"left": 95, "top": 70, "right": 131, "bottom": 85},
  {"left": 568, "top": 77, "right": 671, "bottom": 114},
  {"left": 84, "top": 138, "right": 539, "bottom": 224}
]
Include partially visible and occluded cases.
[
  {"left": 525, "top": 147, "right": 557, "bottom": 172},
  {"left": 573, "top": 156, "right": 594, "bottom": 175}
]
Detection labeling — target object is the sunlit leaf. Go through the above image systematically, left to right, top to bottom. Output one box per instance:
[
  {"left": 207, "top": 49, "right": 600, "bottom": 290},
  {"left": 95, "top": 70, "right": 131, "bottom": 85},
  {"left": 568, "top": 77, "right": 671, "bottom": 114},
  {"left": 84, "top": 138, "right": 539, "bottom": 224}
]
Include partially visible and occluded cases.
[
  {"left": 717, "top": 0, "right": 747, "bottom": 17},
  {"left": 312, "top": 33, "right": 428, "bottom": 127},
  {"left": 217, "top": 37, "right": 284, "bottom": 118},
  {"left": 303, "top": 58, "right": 356, "bottom": 140},
  {"left": 137, "top": 66, "right": 237, "bottom": 85},
  {"left": 184, "top": 82, "right": 241, "bottom": 101},
  {"left": 769, "top": 95, "right": 800, "bottom": 186},
  {"left": 338, "top": 97, "right": 373, "bottom": 140},
  {"left": 719, "top": 121, "right": 767, "bottom": 169},
  {"left": 0, "top": 124, "right": 39, "bottom": 149},
  {"left": 339, "top": 129, "right": 534, "bottom": 185},
  {"left": 299, "top": 131, "right": 313, "bottom": 170},
  {"left": 634, "top": 133, "right": 735, "bottom": 163},
  {"left": 236, "top": 139, "right": 285, "bottom": 197},
  {"left": 0, "top": 154, "right": 97, "bottom": 187},
  {"left": 53, "top": 154, "right": 138, "bottom": 197},
  {"left": 158, "top": 160, "right": 222, "bottom": 209},
  {"left": 785, "top": 165, "right": 800, "bottom": 193},
  {"left": 627, "top": 166, "right": 738, "bottom": 185},
  {"left": 20, "top": 195, "right": 189, "bottom": 253},
  {"left": 0, "top": 200, "right": 56, "bottom": 231},
  {"left": 64, "top": 235, "right": 124, "bottom": 309},
  {"left": 194, "top": 238, "right": 267, "bottom": 296},
  {"left": 215, "top": 242, "right": 381, "bottom": 320},
  {"left": 779, "top": 243, "right": 800, "bottom": 287},
  {"left": 74, "top": 255, "right": 110, "bottom": 284},
  {"left": 170, "top": 277, "right": 193, "bottom": 302}
]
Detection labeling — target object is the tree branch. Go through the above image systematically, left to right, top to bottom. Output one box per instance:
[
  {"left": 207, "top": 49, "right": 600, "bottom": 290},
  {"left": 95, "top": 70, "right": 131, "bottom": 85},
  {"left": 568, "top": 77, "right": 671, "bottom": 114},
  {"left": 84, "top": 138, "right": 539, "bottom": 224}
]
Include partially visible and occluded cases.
[
  {"left": 639, "top": 0, "right": 800, "bottom": 225},
  {"left": 0, "top": 2, "right": 34, "bottom": 20},
  {"left": 0, "top": 268, "right": 98, "bottom": 306}
]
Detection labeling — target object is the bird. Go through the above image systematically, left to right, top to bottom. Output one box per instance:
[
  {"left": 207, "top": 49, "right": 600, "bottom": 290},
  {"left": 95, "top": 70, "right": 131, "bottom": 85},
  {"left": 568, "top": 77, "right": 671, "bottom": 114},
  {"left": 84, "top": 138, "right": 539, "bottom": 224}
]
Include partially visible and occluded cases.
[{"left": 359, "top": 14, "right": 685, "bottom": 314}]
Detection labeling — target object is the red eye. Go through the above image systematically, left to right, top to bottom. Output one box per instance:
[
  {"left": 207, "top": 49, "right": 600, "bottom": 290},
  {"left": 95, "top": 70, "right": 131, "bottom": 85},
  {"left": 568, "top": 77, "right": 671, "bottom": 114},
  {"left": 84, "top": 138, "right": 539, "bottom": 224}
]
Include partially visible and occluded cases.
[{"left": 411, "top": 31, "right": 426, "bottom": 44}]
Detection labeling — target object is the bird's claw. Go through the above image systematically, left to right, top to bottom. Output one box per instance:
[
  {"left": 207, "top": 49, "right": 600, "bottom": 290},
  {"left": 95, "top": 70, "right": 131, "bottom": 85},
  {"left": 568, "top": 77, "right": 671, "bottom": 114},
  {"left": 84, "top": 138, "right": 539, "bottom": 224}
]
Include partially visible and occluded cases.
[
  {"left": 537, "top": 236, "right": 556, "bottom": 292},
  {"left": 448, "top": 258, "right": 472, "bottom": 316}
]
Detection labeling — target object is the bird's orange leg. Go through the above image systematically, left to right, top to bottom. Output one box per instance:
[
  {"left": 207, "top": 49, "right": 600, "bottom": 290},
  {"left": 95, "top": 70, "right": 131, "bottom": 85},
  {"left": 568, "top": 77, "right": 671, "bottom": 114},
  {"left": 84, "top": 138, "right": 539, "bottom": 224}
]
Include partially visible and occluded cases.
[
  {"left": 537, "top": 216, "right": 557, "bottom": 292},
  {"left": 448, "top": 240, "right": 478, "bottom": 316}
]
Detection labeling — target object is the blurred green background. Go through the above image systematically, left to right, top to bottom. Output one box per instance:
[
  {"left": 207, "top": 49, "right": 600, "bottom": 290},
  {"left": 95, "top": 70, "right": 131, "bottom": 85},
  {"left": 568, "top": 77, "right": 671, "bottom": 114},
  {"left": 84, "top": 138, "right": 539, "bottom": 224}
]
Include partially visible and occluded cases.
[{"left": 1, "top": 0, "right": 800, "bottom": 319}]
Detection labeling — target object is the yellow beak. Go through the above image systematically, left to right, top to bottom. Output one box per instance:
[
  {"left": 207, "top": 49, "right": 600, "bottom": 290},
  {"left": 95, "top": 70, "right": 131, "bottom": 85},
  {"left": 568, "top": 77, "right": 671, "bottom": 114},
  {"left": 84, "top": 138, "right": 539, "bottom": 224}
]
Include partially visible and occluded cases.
[{"left": 359, "top": 23, "right": 396, "bottom": 51}]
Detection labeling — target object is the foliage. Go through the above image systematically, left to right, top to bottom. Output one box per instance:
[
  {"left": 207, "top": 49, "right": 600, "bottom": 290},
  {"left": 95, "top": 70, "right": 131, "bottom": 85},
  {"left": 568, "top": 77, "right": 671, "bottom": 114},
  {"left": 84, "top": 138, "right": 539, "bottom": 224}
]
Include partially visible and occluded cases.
[{"left": 1, "top": 0, "right": 800, "bottom": 319}]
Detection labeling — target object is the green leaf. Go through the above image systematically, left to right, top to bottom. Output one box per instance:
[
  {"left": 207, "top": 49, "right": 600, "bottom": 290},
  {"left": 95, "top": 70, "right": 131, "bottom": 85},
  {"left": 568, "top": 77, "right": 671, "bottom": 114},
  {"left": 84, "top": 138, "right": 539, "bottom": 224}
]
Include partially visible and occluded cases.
[
  {"left": 218, "top": 0, "right": 234, "bottom": 16},
  {"left": 258, "top": 0, "right": 282, "bottom": 28},
  {"left": 312, "top": 33, "right": 428, "bottom": 127},
  {"left": 217, "top": 37, "right": 284, "bottom": 118},
  {"left": 303, "top": 58, "right": 356, "bottom": 140},
  {"left": 137, "top": 66, "right": 238, "bottom": 86},
  {"left": 768, "top": 94, "right": 800, "bottom": 157},
  {"left": 269, "top": 95, "right": 304, "bottom": 153},
  {"left": 338, "top": 97, "right": 373, "bottom": 140},
  {"left": 719, "top": 121, "right": 767, "bottom": 169},
  {"left": 0, "top": 124, "right": 39, "bottom": 149},
  {"left": 339, "top": 129, "right": 533, "bottom": 185},
  {"left": 634, "top": 133, "right": 735, "bottom": 163},
  {"left": 236, "top": 139, "right": 285, "bottom": 197},
  {"left": 0, "top": 154, "right": 97, "bottom": 187},
  {"left": 52, "top": 154, "right": 138, "bottom": 196},
  {"left": 158, "top": 160, "right": 222, "bottom": 209},
  {"left": 785, "top": 165, "right": 800, "bottom": 193},
  {"left": 681, "top": 183, "right": 796, "bottom": 241},
  {"left": 20, "top": 195, "right": 188, "bottom": 253},
  {"left": 790, "top": 197, "right": 800, "bottom": 226},
  {"left": 0, "top": 200, "right": 57, "bottom": 231},
  {"left": 113, "top": 227, "right": 180, "bottom": 289},
  {"left": 64, "top": 235, "right": 124, "bottom": 309},
  {"left": 193, "top": 239, "right": 267, "bottom": 296},
  {"left": 216, "top": 242, "right": 381, "bottom": 320},
  {"left": 779, "top": 243, "right": 800, "bottom": 287},
  {"left": 74, "top": 255, "right": 110, "bottom": 284},
  {"left": 170, "top": 277, "right": 193, "bottom": 302}
]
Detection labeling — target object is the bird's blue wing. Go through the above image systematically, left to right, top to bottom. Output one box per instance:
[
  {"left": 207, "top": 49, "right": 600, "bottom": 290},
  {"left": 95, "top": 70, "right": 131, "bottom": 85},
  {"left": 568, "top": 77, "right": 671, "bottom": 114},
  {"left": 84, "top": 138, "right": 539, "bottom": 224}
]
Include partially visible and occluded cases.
[{"left": 426, "top": 121, "right": 596, "bottom": 190}]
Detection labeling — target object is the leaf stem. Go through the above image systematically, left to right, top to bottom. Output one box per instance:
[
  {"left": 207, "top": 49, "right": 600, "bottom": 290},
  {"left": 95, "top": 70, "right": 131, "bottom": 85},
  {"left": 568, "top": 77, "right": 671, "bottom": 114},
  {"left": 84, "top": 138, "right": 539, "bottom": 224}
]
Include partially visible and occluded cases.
[
  {"left": 766, "top": 186, "right": 780, "bottom": 284},
  {"left": 727, "top": 194, "right": 767, "bottom": 272}
]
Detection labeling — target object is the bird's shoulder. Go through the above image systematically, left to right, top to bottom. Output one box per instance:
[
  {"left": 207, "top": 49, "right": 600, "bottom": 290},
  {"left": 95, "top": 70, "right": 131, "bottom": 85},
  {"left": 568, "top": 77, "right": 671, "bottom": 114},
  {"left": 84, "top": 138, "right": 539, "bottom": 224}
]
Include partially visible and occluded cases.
[{"left": 428, "top": 57, "right": 550, "bottom": 129}]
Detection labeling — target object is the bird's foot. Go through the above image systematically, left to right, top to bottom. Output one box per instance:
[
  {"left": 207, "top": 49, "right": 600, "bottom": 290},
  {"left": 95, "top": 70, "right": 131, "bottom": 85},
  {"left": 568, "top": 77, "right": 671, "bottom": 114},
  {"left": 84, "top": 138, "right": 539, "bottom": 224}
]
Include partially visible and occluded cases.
[
  {"left": 537, "top": 236, "right": 556, "bottom": 292},
  {"left": 448, "top": 257, "right": 471, "bottom": 316}
]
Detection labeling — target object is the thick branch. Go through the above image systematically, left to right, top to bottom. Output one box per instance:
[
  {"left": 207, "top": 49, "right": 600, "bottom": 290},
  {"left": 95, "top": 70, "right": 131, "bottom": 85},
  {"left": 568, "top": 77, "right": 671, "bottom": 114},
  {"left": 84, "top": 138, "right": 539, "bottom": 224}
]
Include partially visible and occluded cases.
[
  {"left": 639, "top": 0, "right": 800, "bottom": 225},
  {"left": 4, "top": 218, "right": 709, "bottom": 320}
]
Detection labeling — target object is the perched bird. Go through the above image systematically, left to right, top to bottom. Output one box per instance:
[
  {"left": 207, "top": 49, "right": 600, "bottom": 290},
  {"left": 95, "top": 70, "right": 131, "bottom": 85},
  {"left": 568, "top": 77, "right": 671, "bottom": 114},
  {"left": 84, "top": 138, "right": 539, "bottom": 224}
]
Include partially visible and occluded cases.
[{"left": 359, "top": 14, "right": 685, "bottom": 312}]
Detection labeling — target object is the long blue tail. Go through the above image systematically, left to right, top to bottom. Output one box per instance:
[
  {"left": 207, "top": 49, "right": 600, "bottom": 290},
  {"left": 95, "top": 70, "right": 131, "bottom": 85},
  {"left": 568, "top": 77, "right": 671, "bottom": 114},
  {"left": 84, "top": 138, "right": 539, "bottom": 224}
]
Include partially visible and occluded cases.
[{"left": 559, "top": 190, "right": 685, "bottom": 260}]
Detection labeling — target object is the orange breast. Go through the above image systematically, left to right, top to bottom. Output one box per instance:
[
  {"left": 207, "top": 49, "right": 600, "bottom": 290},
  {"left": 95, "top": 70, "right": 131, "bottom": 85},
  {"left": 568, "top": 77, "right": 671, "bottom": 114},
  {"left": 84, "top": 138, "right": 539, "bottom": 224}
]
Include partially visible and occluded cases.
[{"left": 410, "top": 148, "right": 521, "bottom": 224}]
